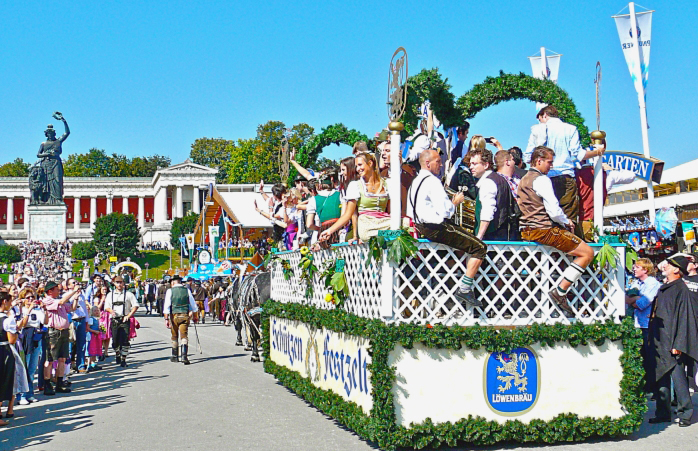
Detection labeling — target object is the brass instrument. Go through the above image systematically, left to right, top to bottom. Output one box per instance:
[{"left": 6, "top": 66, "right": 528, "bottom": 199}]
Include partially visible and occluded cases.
[{"left": 445, "top": 186, "right": 476, "bottom": 233}]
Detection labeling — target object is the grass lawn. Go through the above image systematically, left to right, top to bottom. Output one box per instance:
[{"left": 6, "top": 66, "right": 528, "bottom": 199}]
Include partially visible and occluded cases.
[{"left": 73, "top": 250, "right": 193, "bottom": 281}]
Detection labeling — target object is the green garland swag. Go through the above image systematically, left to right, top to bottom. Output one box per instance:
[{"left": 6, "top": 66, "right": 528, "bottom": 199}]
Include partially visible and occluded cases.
[
  {"left": 403, "top": 69, "right": 591, "bottom": 148},
  {"left": 290, "top": 123, "right": 370, "bottom": 184},
  {"left": 365, "top": 229, "right": 419, "bottom": 267},
  {"left": 262, "top": 301, "right": 645, "bottom": 450}
]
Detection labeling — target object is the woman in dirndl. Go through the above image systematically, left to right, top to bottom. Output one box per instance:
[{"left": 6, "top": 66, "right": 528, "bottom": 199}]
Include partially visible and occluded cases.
[
  {"left": 319, "top": 152, "right": 396, "bottom": 244},
  {"left": 96, "top": 285, "right": 112, "bottom": 360},
  {"left": 0, "top": 291, "right": 23, "bottom": 425}
]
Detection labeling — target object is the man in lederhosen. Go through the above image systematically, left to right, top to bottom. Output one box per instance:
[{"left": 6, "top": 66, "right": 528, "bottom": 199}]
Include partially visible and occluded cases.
[
  {"left": 163, "top": 275, "right": 198, "bottom": 365},
  {"left": 104, "top": 276, "right": 139, "bottom": 367},
  {"left": 155, "top": 278, "right": 168, "bottom": 316},
  {"left": 192, "top": 280, "right": 208, "bottom": 323}
]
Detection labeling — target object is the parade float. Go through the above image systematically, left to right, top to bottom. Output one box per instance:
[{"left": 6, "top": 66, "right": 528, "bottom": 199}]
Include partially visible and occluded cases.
[{"left": 259, "top": 51, "right": 645, "bottom": 449}]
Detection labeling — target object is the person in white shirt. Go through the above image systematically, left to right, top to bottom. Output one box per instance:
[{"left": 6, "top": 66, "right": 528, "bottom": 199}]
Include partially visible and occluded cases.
[
  {"left": 517, "top": 146, "right": 594, "bottom": 316},
  {"left": 406, "top": 149, "right": 487, "bottom": 307},
  {"left": 104, "top": 276, "right": 139, "bottom": 367}
]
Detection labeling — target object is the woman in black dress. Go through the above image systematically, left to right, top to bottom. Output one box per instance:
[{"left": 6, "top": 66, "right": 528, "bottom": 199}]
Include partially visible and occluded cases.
[{"left": 0, "top": 291, "right": 18, "bottom": 426}]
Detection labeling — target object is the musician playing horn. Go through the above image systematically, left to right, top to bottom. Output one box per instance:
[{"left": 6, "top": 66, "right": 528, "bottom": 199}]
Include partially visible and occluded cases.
[{"left": 407, "top": 148, "right": 487, "bottom": 308}]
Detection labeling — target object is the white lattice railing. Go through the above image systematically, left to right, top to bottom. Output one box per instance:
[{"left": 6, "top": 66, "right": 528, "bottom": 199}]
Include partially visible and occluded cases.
[{"left": 270, "top": 240, "right": 626, "bottom": 326}]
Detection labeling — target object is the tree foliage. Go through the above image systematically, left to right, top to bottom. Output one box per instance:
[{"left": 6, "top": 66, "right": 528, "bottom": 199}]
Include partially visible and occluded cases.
[
  {"left": 223, "top": 121, "right": 314, "bottom": 184},
  {"left": 189, "top": 138, "right": 235, "bottom": 183},
  {"left": 63, "top": 148, "right": 171, "bottom": 178},
  {"left": 0, "top": 158, "right": 30, "bottom": 177},
  {"left": 93, "top": 212, "right": 140, "bottom": 259},
  {"left": 170, "top": 212, "right": 199, "bottom": 248},
  {"left": 72, "top": 240, "right": 97, "bottom": 260},
  {"left": 0, "top": 244, "right": 22, "bottom": 264}
]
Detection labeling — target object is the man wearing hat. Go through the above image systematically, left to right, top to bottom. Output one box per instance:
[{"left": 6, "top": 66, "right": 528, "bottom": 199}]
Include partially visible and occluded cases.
[
  {"left": 648, "top": 255, "right": 698, "bottom": 426},
  {"left": 163, "top": 274, "right": 198, "bottom": 364},
  {"left": 104, "top": 276, "right": 139, "bottom": 367},
  {"left": 192, "top": 279, "right": 208, "bottom": 323},
  {"left": 42, "top": 280, "right": 81, "bottom": 395}
]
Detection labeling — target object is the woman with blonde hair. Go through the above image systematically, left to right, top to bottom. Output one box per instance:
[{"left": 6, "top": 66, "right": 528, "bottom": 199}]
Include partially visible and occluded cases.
[{"left": 320, "top": 152, "right": 394, "bottom": 243}]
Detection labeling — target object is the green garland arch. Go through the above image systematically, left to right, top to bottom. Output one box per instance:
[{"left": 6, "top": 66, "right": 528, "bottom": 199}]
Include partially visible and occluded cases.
[
  {"left": 290, "top": 69, "right": 591, "bottom": 184},
  {"left": 404, "top": 69, "right": 591, "bottom": 148},
  {"left": 292, "top": 123, "right": 370, "bottom": 174}
]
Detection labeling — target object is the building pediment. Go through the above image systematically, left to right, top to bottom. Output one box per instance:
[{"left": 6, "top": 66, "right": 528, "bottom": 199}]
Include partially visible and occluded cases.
[{"left": 157, "top": 159, "right": 218, "bottom": 175}]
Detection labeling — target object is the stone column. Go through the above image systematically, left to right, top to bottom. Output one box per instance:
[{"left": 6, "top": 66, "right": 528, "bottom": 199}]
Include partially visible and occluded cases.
[
  {"left": 154, "top": 186, "right": 168, "bottom": 224},
  {"left": 176, "top": 186, "right": 183, "bottom": 218},
  {"left": 193, "top": 186, "right": 200, "bottom": 214},
  {"left": 106, "top": 195, "right": 113, "bottom": 214},
  {"left": 74, "top": 196, "right": 81, "bottom": 230},
  {"left": 90, "top": 196, "right": 97, "bottom": 227},
  {"left": 122, "top": 196, "right": 129, "bottom": 214},
  {"left": 138, "top": 196, "right": 145, "bottom": 228},
  {"left": 6, "top": 197, "right": 14, "bottom": 231},
  {"left": 23, "top": 197, "right": 29, "bottom": 231}
]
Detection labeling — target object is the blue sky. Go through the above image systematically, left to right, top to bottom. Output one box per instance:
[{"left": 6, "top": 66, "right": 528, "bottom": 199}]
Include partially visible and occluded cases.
[{"left": 1, "top": 0, "right": 695, "bottom": 170}]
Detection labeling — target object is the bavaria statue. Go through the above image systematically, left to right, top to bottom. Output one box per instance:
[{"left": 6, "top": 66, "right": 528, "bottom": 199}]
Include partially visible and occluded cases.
[{"left": 29, "top": 112, "right": 69, "bottom": 205}]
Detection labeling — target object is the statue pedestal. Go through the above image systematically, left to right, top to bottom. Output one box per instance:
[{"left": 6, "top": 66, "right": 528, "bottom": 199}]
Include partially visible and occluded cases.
[{"left": 28, "top": 204, "right": 67, "bottom": 242}]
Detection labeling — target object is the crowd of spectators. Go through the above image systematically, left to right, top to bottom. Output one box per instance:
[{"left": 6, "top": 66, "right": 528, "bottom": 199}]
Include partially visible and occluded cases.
[
  {"left": 13, "top": 241, "right": 74, "bottom": 281},
  {"left": 0, "top": 254, "right": 141, "bottom": 427}
]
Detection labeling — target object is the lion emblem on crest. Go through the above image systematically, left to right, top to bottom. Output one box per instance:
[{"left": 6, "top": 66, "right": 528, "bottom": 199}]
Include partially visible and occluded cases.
[{"left": 495, "top": 352, "right": 529, "bottom": 393}]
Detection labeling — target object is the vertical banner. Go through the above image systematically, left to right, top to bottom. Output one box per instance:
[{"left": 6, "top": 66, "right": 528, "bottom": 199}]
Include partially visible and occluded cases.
[
  {"left": 613, "top": 9, "right": 653, "bottom": 99},
  {"left": 528, "top": 49, "right": 561, "bottom": 110},
  {"left": 208, "top": 225, "right": 220, "bottom": 261}
]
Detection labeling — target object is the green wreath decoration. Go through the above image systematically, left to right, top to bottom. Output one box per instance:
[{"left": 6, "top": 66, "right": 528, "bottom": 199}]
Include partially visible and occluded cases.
[
  {"left": 403, "top": 69, "right": 591, "bottom": 148},
  {"left": 290, "top": 123, "right": 370, "bottom": 182}
]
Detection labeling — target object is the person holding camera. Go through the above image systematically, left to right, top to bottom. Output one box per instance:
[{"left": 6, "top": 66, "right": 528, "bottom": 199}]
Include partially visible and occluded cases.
[
  {"left": 42, "top": 280, "right": 80, "bottom": 395},
  {"left": 17, "top": 288, "right": 45, "bottom": 405}
]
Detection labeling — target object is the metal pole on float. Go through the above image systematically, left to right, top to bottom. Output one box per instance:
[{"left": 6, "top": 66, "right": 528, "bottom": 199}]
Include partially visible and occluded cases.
[
  {"left": 628, "top": 2, "right": 656, "bottom": 225},
  {"left": 382, "top": 47, "right": 408, "bottom": 319},
  {"left": 592, "top": 62, "right": 606, "bottom": 237}
]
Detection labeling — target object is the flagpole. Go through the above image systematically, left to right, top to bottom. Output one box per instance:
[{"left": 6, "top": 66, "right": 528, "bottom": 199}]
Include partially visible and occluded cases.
[{"left": 628, "top": 1, "right": 656, "bottom": 225}]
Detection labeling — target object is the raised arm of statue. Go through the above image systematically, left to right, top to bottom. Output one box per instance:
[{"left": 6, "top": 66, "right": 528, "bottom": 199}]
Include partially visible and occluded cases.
[{"left": 56, "top": 116, "right": 70, "bottom": 143}]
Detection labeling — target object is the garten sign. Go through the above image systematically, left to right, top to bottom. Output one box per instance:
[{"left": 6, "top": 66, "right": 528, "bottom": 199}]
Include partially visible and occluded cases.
[{"left": 602, "top": 151, "right": 664, "bottom": 184}]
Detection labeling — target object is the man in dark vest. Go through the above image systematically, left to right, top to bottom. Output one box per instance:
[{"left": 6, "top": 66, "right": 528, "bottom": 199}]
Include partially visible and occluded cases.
[
  {"left": 517, "top": 146, "right": 594, "bottom": 316},
  {"left": 469, "top": 148, "right": 520, "bottom": 241},
  {"left": 163, "top": 274, "right": 198, "bottom": 365}
]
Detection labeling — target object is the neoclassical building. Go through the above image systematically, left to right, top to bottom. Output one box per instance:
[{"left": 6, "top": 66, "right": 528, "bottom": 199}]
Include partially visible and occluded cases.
[{"left": 0, "top": 160, "right": 219, "bottom": 244}]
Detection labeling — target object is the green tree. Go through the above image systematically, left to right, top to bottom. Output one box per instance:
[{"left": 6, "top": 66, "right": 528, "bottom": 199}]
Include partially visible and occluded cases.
[
  {"left": 223, "top": 121, "right": 315, "bottom": 184},
  {"left": 189, "top": 138, "right": 235, "bottom": 183},
  {"left": 64, "top": 149, "right": 170, "bottom": 177},
  {"left": 0, "top": 158, "right": 30, "bottom": 177},
  {"left": 93, "top": 212, "right": 140, "bottom": 259},
  {"left": 170, "top": 212, "right": 199, "bottom": 248},
  {"left": 72, "top": 240, "right": 97, "bottom": 260},
  {"left": 0, "top": 244, "right": 21, "bottom": 264}
]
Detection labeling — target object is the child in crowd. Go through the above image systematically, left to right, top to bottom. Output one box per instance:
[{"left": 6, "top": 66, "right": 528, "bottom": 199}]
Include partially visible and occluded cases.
[{"left": 86, "top": 306, "right": 102, "bottom": 371}]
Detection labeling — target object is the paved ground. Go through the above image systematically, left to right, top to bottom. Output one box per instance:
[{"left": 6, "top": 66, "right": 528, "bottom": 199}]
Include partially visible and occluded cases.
[{"left": 1, "top": 314, "right": 697, "bottom": 450}]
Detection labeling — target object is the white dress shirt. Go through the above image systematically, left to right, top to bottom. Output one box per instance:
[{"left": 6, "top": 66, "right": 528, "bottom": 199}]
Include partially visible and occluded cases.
[
  {"left": 524, "top": 118, "right": 583, "bottom": 177},
  {"left": 407, "top": 170, "right": 455, "bottom": 224},
  {"left": 475, "top": 170, "right": 497, "bottom": 222},
  {"left": 531, "top": 171, "right": 570, "bottom": 226}
]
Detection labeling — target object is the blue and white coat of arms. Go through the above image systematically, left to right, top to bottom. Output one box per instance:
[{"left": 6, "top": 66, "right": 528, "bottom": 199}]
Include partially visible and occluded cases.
[{"left": 485, "top": 347, "right": 539, "bottom": 415}]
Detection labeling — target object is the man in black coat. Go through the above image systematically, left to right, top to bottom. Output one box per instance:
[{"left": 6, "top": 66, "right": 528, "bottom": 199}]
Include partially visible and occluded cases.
[{"left": 648, "top": 255, "right": 698, "bottom": 426}]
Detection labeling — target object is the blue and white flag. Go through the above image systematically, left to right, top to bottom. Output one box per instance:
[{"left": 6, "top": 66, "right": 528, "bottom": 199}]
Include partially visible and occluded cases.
[{"left": 613, "top": 8, "right": 653, "bottom": 99}]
